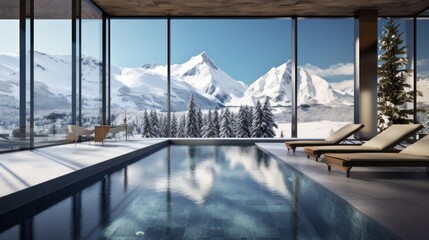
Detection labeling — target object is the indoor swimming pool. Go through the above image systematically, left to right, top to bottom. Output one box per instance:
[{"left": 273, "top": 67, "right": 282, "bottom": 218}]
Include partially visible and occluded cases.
[{"left": 0, "top": 145, "right": 399, "bottom": 239}]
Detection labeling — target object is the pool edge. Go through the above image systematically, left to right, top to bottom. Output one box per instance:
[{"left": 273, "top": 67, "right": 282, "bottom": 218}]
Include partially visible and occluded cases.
[{"left": 0, "top": 140, "right": 169, "bottom": 216}]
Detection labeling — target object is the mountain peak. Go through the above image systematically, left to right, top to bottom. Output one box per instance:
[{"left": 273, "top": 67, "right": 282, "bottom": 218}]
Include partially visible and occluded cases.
[
  {"left": 194, "top": 51, "right": 218, "bottom": 70},
  {"left": 141, "top": 63, "right": 160, "bottom": 69}
]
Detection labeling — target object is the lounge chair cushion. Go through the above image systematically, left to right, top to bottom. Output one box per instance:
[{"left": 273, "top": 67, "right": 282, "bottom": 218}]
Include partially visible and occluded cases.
[
  {"left": 324, "top": 124, "right": 363, "bottom": 142},
  {"left": 362, "top": 124, "right": 422, "bottom": 149},
  {"left": 400, "top": 134, "right": 429, "bottom": 157},
  {"left": 304, "top": 145, "right": 379, "bottom": 154},
  {"left": 325, "top": 152, "right": 429, "bottom": 162}
]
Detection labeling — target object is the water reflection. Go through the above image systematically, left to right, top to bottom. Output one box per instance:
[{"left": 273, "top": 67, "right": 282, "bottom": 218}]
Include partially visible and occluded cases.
[{"left": 0, "top": 146, "right": 295, "bottom": 239}]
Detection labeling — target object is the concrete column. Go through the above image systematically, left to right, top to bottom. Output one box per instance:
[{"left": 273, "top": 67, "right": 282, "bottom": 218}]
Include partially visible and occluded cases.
[{"left": 355, "top": 10, "right": 378, "bottom": 140}]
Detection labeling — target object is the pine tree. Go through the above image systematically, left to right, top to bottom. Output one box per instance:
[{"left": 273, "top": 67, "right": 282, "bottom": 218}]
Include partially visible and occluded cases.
[
  {"left": 377, "top": 18, "right": 414, "bottom": 131},
  {"left": 185, "top": 95, "right": 200, "bottom": 137},
  {"left": 261, "top": 97, "right": 278, "bottom": 138},
  {"left": 251, "top": 100, "right": 263, "bottom": 138},
  {"left": 236, "top": 106, "right": 251, "bottom": 138},
  {"left": 246, "top": 106, "right": 253, "bottom": 135},
  {"left": 197, "top": 108, "right": 204, "bottom": 137},
  {"left": 219, "top": 108, "right": 233, "bottom": 138},
  {"left": 213, "top": 109, "right": 220, "bottom": 137},
  {"left": 141, "top": 110, "right": 152, "bottom": 138},
  {"left": 150, "top": 110, "right": 160, "bottom": 137},
  {"left": 202, "top": 110, "right": 216, "bottom": 138},
  {"left": 230, "top": 111, "right": 237, "bottom": 137},
  {"left": 170, "top": 113, "right": 178, "bottom": 137},
  {"left": 177, "top": 114, "right": 186, "bottom": 138},
  {"left": 162, "top": 116, "right": 169, "bottom": 137}
]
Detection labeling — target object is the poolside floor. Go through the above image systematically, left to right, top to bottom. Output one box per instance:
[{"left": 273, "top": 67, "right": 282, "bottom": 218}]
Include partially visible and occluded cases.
[{"left": 257, "top": 143, "right": 429, "bottom": 240}]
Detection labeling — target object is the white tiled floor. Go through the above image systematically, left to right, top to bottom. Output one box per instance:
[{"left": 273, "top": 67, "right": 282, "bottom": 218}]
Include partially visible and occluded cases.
[
  {"left": 0, "top": 138, "right": 166, "bottom": 197},
  {"left": 257, "top": 143, "right": 429, "bottom": 240}
]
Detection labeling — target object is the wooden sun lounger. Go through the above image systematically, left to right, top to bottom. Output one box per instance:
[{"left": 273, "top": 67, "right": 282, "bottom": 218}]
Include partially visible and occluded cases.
[
  {"left": 285, "top": 124, "right": 364, "bottom": 153},
  {"left": 303, "top": 124, "right": 423, "bottom": 161},
  {"left": 323, "top": 134, "right": 429, "bottom": 177}
]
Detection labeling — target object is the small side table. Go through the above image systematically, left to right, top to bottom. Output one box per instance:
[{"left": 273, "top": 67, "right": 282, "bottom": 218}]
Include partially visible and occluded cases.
[{"left": 95, "top": 125, "right": 111, "bottom": 145}]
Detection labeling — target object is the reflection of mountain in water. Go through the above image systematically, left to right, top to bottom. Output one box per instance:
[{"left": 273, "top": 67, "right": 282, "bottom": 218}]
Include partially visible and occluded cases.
[{"left": 147, "top": 145, "right": 289, "bottom": 204}]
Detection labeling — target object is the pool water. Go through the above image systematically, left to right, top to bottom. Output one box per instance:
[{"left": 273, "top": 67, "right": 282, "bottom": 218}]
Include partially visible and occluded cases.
[{"left": 0, "top": 145, "right": 399, "bottom": 239}]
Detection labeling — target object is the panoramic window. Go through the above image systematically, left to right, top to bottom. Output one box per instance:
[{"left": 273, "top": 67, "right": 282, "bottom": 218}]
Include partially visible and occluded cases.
[
  {"left": 33, "top": 0, "right": 72, "bottom": 147},
  {"left": 81, "top": 0, "right": 103, "bottom": 129},
  {"left": 0, "top": 1, "right": 21, "bottom": 151},
  {"left": 417, "top": 16, "right": 429, "bottom": 134},
  {"left": 297, "top": 18, "right": 354, "bottom": 138},
  {"left": 110, "top": 19, "right": 167, "bottom": 137},
  {"left": 170, "top": 19, "right": 291, "bottom": 138}
]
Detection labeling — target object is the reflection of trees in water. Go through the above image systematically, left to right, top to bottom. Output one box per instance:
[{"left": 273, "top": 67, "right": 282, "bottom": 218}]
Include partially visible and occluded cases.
[
  {"left": 188, "top": 146, "right": 197, "bottom": 174},
  {"left": 255, "top": 148, "right": 270, "bottom": 168},
  {"left": 291, "top": 175, "right": 300, "bottom": 240}
]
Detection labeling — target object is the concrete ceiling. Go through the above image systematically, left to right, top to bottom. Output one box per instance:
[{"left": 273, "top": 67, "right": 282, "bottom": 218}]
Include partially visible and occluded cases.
[{"left": 92, "top": 0, "right": 429, "bottom": 17}]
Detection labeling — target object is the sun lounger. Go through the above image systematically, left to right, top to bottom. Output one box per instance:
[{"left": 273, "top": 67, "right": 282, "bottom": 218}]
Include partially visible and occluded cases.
[
  {"left": 285, "top": 124, "right": 364, "bottom": 153},
  {"left": 304, "top": 124, "right": 423, "bottom": 161},
  {"left": 67, "top": 125, "right": 94, "bottom": 146},
  {"left": 323, "top": 134, "right": 429, "bottom": 177}
]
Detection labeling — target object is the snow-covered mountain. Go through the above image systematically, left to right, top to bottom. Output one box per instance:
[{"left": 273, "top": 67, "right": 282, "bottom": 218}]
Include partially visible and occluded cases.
[
  {"left": 0, "top": 51, "right": 354, "bottom": 114},
  {"left": 171, "top": 52, "right": 248, "bottom": 103},
  {"left": 229, "top": 60, "right": 353, "bottom": 107},
  {"left": 112, "top": 63, "right": 223, "bottom": 111}
]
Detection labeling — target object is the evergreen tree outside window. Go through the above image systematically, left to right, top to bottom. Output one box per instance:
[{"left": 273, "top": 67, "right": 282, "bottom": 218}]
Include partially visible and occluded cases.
[
  {"left": 377, "top": 18, "right": 415, "bottom": 131},
  {"left": 185, "top": 95, "right": 200, "bottom": 137},
  {"left": 261, "top": 97, "right": 278, "bottom": 138},
  {"left": 251, "top": 100, "right": 263, "bottom": 138},
  {"left": 220, "top": 108, "right": 233, "bottom": 138},
  {"left": 141, "top": 110, "right": 152, "bottom": 137},
  {"left": 170, "top": 113, "right": 178, "bottom": 137}
]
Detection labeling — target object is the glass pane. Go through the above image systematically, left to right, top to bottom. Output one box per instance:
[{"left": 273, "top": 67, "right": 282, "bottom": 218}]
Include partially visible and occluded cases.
[
  {"left": 0, "top": 0, "right": 23, "bottom": 151},
  {"left": 34, "top": 0, "right": 72, "bottom": 147},
  {"left": 81, "top": 0, "right": 103, "bottom": 129},
  {"left": 297, "top": 18, "right": 354, "bottom": 138},
  {"left": 417, "top": 18, "right": 429, "bottom": 134},
  {"left": 110, "top": 19, "right": 167, "bottom": 137},
  {"left": 171, "top": 19, "right": 291, "bottom": 138}
]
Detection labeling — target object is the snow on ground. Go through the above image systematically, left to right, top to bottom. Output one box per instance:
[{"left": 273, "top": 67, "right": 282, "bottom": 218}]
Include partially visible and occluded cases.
[{"left": 275, "top": 121, "right": 351, "bottom": 138}]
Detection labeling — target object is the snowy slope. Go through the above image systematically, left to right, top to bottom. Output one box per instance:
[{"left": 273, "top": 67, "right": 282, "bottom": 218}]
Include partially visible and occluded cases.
[
  {"left": 171, "top": 52, "right": 248, "bottom": 103},
  {"left": 229, "top": 60, "right": 353, "bottom": 107},
  {"left": 111, "top": 64, "right": 223, "bottom": 111}
]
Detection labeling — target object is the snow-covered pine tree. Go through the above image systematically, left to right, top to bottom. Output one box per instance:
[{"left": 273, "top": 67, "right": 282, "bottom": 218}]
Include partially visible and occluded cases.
[
  {"left": 377, "top": 18, "right": 414, "bottom": 131},
  {"left": 185, "top": 95, "right": 200, "bottom": 137},
  {"left": 261, "top": 97, "right": 278, "bottom": 138},
  {"left": 251, "top": 100, "right": 263, "bottom": 138},
  {"left": 236, "top": 106, "right": 251, "bottom": 138},
  {"left": 246, "top": 106, "right": 253, "bottom": 135},
  {"left": 197, "top": 108, "right": 204, "bottom": 137},
  {"left": 219, "top": 108, "right": 234, "bottom": 138},
  {"left": 213, "top": 109, "right": 220, "bottom": 137},
  {"left": 141, "top": 110, "right": 152, "bottom": 138},
  {"left": 150, "top": 110, "right": 160, "bottom": 137},
  {"left": 202, "top": 110, "right": 216, "bottom": 138},
  {"left": 230, "top": 111, "right": 237, "bottom": 137},
  {"left": 170, "top": 113, "right": 178, "bottom": 137},
  {"left": 177, "top": 114, "right": 186, "bottom": 138},
  {"left": 158, "top": 115, "right": 164, "bottom": 137},
  {"left": 162, "top": 116, "right": 169, "bottom": 137}
]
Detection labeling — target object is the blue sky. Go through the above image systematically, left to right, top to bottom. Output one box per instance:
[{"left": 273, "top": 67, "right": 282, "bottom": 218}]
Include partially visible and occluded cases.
[{"left": 2, "top": 18, "right": 429, "bottom": 84}]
